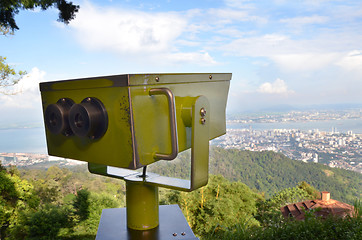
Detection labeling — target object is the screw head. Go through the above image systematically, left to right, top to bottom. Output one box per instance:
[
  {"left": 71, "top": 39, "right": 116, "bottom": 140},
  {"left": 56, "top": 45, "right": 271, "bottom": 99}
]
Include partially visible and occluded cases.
[
  {"left": 209, "top": 74, "right": 212, "bottom": 80},
  {"left": 155, "top": 76, "right": 160, "bottom": 82},
  {"left": 200, "top": 108, "right": 206, "bottom": 117},
  {"left": 201, "top": 118, "right": 206, "bottom": 125},
  {"left": 181, "top": 232, "right": 186, "bottom": 236},
  {"left": 172, "top": 233, "right": 177, "bottom": 237}
]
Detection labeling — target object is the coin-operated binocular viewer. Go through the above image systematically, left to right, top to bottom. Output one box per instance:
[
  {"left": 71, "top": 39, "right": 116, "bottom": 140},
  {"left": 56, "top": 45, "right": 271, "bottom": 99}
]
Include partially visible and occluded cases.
[{"left": 40, "top": 73, "right": 231, "bottom": 239}]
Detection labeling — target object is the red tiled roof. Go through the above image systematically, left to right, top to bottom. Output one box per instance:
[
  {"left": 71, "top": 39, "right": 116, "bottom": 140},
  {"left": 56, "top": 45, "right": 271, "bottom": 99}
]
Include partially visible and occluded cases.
[{"left": 280, "top": 192, "right": 354, "bottom": 220}]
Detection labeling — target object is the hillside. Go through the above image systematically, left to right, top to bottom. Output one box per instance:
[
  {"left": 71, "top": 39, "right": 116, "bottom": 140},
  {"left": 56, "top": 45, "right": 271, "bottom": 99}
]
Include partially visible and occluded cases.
[
  {"left": 148, "top": 147, "right": 361, "bottom": 203},
  {"left": 1, "top": 151, "right": 360, "bottom": 239}
]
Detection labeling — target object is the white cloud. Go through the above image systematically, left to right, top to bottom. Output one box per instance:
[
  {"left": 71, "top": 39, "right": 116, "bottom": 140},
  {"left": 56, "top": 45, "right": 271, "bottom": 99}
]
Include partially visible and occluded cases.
[
  {"left": 56, "top": 1, "right": 362, "bottom": 107},
  {"left": 66, "top": 3, "right": 220, "bottom": 65},
  {"left": 70, "top": 4, "right": 186, "bottom": 54},
  {"left": 206, "top": 8, "right": 267, "bottom": 26},
  {"left": 208, "top": 8, "right": 252, "bottom": 22},
  {"left": 208, "top": 8, "right": 247, "bottom": 24},
  {"left": 279, "top": 15, "right": 329, "bottom": 34},
  {"left": 280, "top": 15, "right": 329, "bottom": 26},
  {"left": 216, "top": 28, "right": 245, "bottom": 38},
  {"left": 222, "top": 32, "right": 362, "bottom": 72},
  {"left": 223, "top": 34, "right": 291, "bottom": 56},
  {"left": 336, "top": 50, "right": 362, "bottom": 71},
  {"left": 164, "top": 51, "right": 217, "bottom": 65},
  {"left": 271, "top": 53, "right": 339, "bottom": 72},
  {"left": 0, "top": 68, "right": 45, "bottom": 109},
  {"left": 257, "top": 78, "right": 294, "bottom": 94}
]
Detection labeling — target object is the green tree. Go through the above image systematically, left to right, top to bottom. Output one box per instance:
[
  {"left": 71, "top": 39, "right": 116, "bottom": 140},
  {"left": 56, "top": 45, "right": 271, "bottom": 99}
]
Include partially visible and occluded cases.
[
  {"left": 0, "top": 0, "right": 79, "bottom": 31},
  {"left": 0, "top": 1, "right": 80, "bottom": 94},
  {"left": 1, "top": 23, "right": 26, "bottom": 94},
  {"left": 0, "top": 25, "right": 12, "bottom": 36},
  {"left": 0, "top": 56, "right": 26, "bottom": 94},
  {"left": 0, "top": 168, "right": 39, "bottom": 239},
  {"left": 161, "top": 175, "right": 263, "bottom": 236},
  {"left": 33, "top": 178, "right": 61, "bottom": 204},
  {"left": 73, "top": 189, "right": 90, "bottom": 221},
  {"left": 73, "top": 192, "right": 120, "bottom": 236},
  {"left": 27, "top": 204, "right": 75, "bottom": 240}
]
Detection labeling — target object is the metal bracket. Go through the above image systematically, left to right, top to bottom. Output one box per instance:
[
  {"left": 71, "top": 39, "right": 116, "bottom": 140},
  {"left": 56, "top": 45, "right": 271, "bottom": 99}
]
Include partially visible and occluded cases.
[{"left": 88, "top": 95, "right": 210, "bottom": 192}]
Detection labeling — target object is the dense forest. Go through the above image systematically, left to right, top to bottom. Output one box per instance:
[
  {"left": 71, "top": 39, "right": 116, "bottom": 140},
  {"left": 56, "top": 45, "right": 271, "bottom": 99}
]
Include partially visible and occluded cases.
[
  {"left": 0, "top": 147, "right": 361, "bottom": 239},
  {"left": 149, "top": 147, "right": 361, "bottom": 204}
]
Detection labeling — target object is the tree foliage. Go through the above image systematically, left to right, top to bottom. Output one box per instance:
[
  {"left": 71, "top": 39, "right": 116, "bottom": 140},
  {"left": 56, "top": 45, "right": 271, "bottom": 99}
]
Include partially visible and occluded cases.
[
  {"left": 0, "top": 0, "right": 79, "bottom": 31},
  {"left": 0, "top": 0, "right": 79, "bottom": 94},
  {"left": 0, "top": 25, "right": 13, "bottom": 36},
  {"left": 0, "top": 56, "right": 26, "bottom": 94},
  {"left": 150, "top": 147, "right": 361, "bottom": 204},
  {"left": 1, "top": 148, "right": 360, "bottom": 239},
  {"left": 0, "top": 164, "right": 126, "bottom": 239},
  {"left": 0, "top": 166, "right": 39, "bottom": 239},
  {"left": 161, "top": 175, "right": 263, "bottom": 236},
  {"left": 73, "top": 189, "right": 90, "bottom": 222},
  {"left": 27, "top": 204, "right": 75, "bottom": 240},
  {"left": 203, "top": 212, "right": 362, "bottom": 240}
]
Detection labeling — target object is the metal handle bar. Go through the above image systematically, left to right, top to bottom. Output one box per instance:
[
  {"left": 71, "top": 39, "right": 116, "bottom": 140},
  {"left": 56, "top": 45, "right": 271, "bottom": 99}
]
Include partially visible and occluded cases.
[{"left": 149, "top": 88, "right": 179, "bottom": 160}]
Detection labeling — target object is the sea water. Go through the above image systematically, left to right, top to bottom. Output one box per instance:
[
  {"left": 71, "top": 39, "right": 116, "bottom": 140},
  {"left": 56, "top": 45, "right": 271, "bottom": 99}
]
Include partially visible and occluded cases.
[
  {"left": 0, "top": 118, "right": 361, "bottom": 153},
  {"left": 227, "top": 118, "right": 362, "bottom": 133},
  {"left": 0, "top": 127, "right": 47, "bottom": 153}
]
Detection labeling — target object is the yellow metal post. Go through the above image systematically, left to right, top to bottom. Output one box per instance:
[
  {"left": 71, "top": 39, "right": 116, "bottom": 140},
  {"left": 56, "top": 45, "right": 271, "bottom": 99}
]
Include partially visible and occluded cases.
[{"left": 126, "top": 180, "right": 159, "bottom": 230}]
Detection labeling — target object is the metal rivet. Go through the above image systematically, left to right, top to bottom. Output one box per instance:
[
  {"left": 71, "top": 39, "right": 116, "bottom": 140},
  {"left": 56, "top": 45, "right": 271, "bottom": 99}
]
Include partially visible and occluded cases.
[
  {"left": 209, "top": 75, "right": 212, "bottom": 80},
  {"left": 155, "top": 76, "right": 160, "bottom": 82},
  {"left": 87, "top": 97, "right": 91, "bottom": 102},
  {"left": 61, "top": 98, "right": 66, "bottom": 102},
  {"left": 200, "top": 108, "right": 206, "bottom": 117},
  {"left": 201, "top": 118, "right": 206, "bottom": 124},
  {"left": 181, "top": 232, "right": 186, "bottom": 236},
  {"left": 172, "top": 233, "right": 177, "bottom": 237}
]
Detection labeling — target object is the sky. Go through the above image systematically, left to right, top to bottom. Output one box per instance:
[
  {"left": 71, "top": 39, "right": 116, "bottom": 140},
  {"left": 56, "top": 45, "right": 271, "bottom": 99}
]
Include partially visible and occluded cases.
[{"left": 1, "top": 0, "right": 362, "bottom": 128}]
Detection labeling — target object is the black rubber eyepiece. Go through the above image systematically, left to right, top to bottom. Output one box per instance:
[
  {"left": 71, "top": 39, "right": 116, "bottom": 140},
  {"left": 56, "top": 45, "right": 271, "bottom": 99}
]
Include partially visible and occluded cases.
[
  {"left": 69, "top": 97, "right": 108, "bottom": 140},
  {"left": 44, "top": 98, "right": 75, "bottom": 136}
]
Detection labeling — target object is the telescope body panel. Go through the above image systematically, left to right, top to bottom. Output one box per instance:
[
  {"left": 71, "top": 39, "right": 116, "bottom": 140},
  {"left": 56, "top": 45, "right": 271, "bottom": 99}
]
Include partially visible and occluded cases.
[
  {"left": 40, "top": 73, "right": 231, "bottom": 169},
  {"left": 130, "top": 80, "right": 230, "bottom": 166},
  {"left": 40, "top": 82, "right": 135, "bottom": 168}
]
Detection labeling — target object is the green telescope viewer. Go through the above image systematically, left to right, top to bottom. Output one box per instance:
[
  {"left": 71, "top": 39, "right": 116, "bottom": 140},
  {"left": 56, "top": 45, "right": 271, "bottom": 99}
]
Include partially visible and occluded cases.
[
  {"left": 40, "top": 73, "right": 231, "bottom": 170},
  {"left": 40, "top": 73, "right": 231, "bottom": 237}
]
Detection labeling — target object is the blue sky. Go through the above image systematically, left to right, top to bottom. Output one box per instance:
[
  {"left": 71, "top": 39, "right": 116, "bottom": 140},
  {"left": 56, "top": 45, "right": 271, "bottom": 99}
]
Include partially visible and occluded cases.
[{"left": 1, "top": 0, "right": 362, "bottom": 127}]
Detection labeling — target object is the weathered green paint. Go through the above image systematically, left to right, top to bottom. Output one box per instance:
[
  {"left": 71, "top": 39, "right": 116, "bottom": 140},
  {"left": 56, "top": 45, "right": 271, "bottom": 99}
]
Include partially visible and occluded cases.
[
  {"left": 40, "top": 73, "right": 231, "bottom": 170},
  {"left": 128, "top": 73, "right": 231, "bottom": 85},
  {"left": 51, "top": 78, "right": 115, "bottom": 90},
  {"left": 130, "top": 81, "right": 229, "bottom": 167},
  {"left": 40, "top": 84, "right": 134, "bottom": 168},
  {"left": 89, "top": 96, "right": 211, "bottom": 192},
  {"left": 191, "top": 96, "right": 210, "bottom": 190}
]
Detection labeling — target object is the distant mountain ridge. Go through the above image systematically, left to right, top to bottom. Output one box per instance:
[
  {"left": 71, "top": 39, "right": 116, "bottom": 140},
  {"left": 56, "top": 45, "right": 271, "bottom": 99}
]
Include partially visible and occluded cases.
[{"left": 148, "top": 147, "right": 361, "bottom": 204}]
